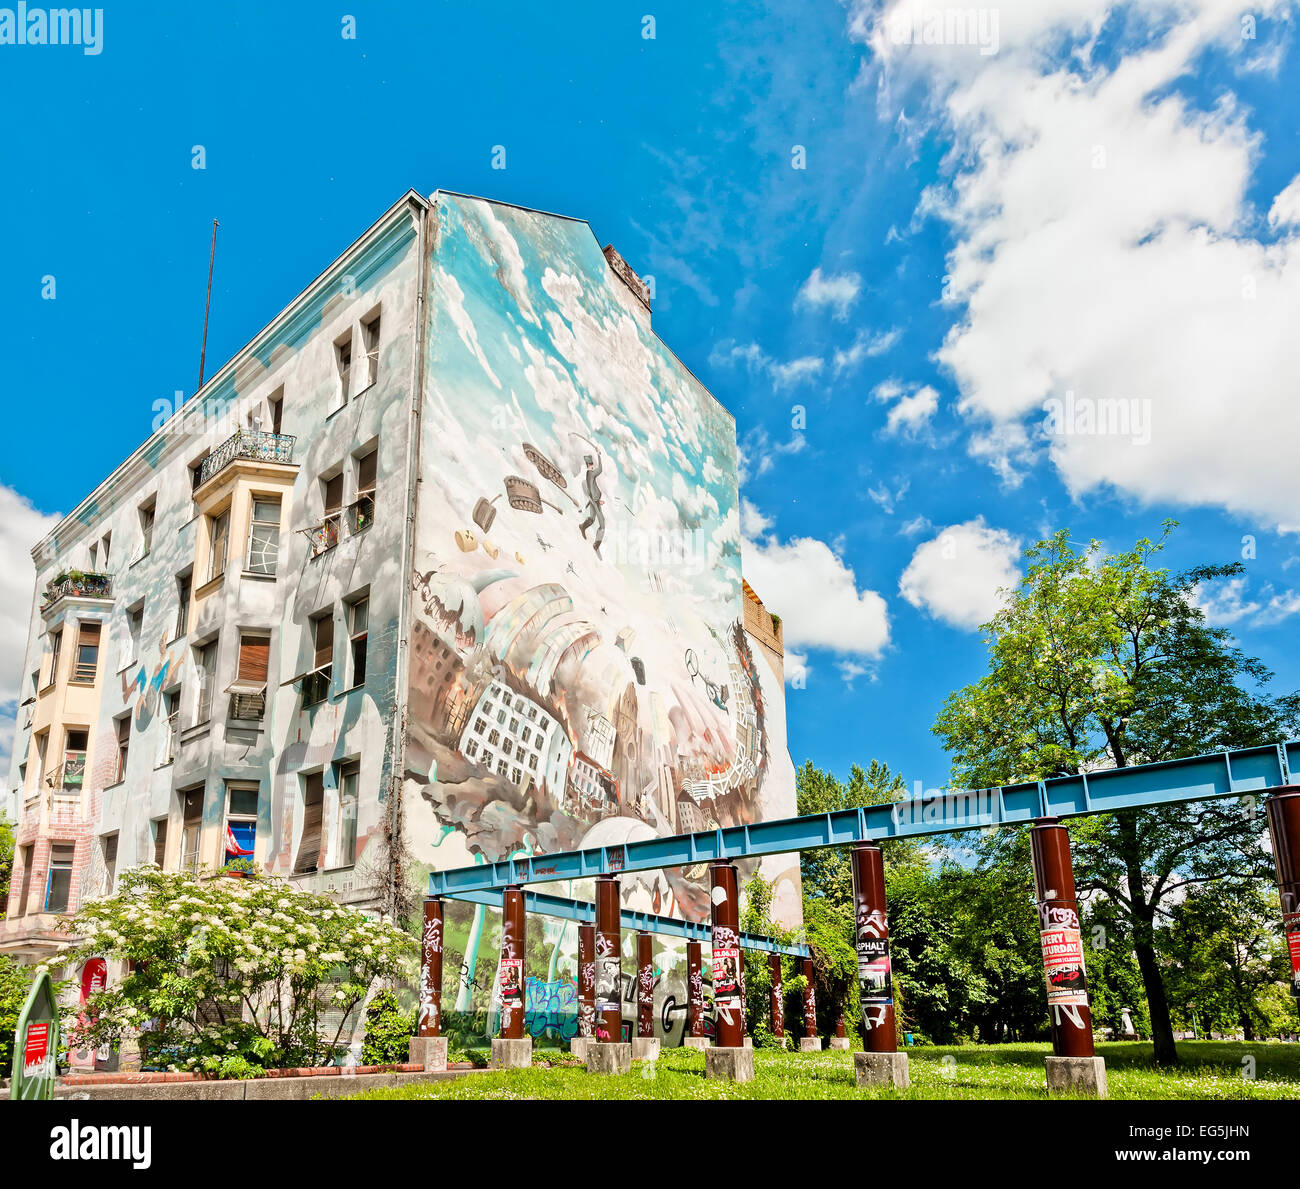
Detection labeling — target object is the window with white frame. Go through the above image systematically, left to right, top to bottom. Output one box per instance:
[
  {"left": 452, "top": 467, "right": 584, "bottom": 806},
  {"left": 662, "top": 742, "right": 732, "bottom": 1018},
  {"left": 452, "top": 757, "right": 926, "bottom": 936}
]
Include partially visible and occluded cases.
[
  {"left": 247, "top": 496, "right": 281, "bottom": 575},
  {"left": 208, "top": 509, "right": 230, "bottom": 584},
  {"left": 335, "top": 759, "right": 359, "bottom": 868},
  {"left": 224, "top": 783, "right": 258, "bottom": 866}
]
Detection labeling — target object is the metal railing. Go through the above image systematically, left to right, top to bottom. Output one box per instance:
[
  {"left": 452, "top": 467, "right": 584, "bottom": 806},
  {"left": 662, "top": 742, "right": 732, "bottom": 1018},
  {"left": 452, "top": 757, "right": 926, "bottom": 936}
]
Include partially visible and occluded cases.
[
  {"left": 197, "top": 430, "right": 296, "bottom": 487},
  {"left": 307, "top": 514, "right": 340, "bottom": 557},
  {"left": 43, "top": 571, "right": 112, "bottom": 607},
  {"left": 229, "top": 690, "right": 266, "bottom": 722},
  {"left": 45, "top": 753, "right": 86, "bottom": 792}
]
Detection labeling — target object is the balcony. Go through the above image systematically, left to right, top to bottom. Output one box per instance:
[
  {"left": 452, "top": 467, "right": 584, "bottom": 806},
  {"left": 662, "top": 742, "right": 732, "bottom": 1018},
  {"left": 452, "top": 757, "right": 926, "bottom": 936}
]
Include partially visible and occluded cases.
[
  {"left": 196, "top": 429, "right": 296, "bottom": 488},
  {"left": 42, "top": 570, "right": 112, "bottom": 610},
  {"left": 45, "top": 753, "right": 86, "bottom": 792}
]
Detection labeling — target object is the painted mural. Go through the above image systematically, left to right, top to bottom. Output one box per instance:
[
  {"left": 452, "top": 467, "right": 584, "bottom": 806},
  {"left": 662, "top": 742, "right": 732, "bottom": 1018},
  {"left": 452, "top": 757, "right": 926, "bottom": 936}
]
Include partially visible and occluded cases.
[{"left": 403, "top": 194, "right": 800, "bottom": 1002}]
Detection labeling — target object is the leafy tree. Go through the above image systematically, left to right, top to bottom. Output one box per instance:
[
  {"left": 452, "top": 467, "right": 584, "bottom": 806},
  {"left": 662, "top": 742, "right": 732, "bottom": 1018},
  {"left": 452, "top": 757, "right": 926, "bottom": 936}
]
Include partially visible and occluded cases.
[
  {"left": 934, "top": 525, "right": 1299, "bottom": 1063},
  {"left": 0, "top": 811, "right": 13, "bottom": 903},
  {"left": 65, "top": 866, "right": 416, "bottom": 1077},
  {"left": 739, "top": 874, "right": 797, "bottom": 1046},
  {"left": 1161, "top": 881, "right": 1295, "bottom": 1040},
  {"left": 360, "top": 988, "right": 417, "bottom": 1064}
]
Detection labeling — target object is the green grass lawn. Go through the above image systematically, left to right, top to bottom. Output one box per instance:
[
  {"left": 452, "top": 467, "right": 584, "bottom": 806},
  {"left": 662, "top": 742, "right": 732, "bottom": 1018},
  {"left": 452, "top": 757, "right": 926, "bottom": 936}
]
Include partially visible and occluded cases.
[{"left": 345, "top": 1040, "right": 1300, "bottom": 1101}]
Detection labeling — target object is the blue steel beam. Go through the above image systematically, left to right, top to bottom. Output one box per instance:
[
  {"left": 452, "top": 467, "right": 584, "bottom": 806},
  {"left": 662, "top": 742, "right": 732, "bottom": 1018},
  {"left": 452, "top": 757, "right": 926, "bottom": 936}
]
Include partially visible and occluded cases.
[
  {"left": 429, "top": 740, "right": 1297, "bottom": 898},
  {"left": 443, "top": 888, "right": 811, "bottom": 958}
]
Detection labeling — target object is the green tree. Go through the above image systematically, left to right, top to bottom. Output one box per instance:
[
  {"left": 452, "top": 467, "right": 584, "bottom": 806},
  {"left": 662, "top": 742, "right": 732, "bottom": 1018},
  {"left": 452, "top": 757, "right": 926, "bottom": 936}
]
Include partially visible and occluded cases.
[
  {"left": 933, "top": 525, "right": 1299, "bottom": 1064},
  {"left": 0, "top": 811, "right": 13, "bottom": 903}
]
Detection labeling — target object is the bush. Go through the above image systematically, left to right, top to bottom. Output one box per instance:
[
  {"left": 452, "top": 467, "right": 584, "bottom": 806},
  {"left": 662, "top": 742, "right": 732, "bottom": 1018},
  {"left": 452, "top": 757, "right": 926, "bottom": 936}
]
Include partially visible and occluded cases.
[
  {"left": 64, "top": 865, "right": 417, "bottom": 1074},
  {"left": 361, "top": 989, "right": 416, "bottom": 1065}
]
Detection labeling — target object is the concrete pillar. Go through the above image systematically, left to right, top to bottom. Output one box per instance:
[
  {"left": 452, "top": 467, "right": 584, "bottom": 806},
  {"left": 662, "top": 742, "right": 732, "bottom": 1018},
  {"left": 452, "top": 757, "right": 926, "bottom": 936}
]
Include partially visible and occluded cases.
[
  {"left": 1267, "top": 789, "right": 1300, "bottom": 999},
  {"left": 1031, "top": 818, "right": 1106, "bottom": 1097},
  {"left": 850, "top": 844, "right": 907, "bottom": 1086},
  {"left": 704, "top": 860, "right": 753, "bottom": 1081},
  {"left": 490, "top": 885, "right": 532, "bottom": 1069},
  {"left": 410, "top": 896, "right": 448, "bottom": 1071},
  {"left": 684, "top": 939, "right": 708, "bottom": 1049},
  {"left": 768, "top": 952, "right": 785, "bottom": 1043},
  {"left": 799, "top": 957, "right": 822, "bottom": 1051}
]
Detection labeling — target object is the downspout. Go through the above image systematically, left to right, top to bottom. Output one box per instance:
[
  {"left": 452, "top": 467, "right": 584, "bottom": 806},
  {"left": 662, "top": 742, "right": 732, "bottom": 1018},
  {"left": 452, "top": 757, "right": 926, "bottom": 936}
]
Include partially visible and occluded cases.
[{"left": 387, "top": 193, "right": 432, "bottom": 920}]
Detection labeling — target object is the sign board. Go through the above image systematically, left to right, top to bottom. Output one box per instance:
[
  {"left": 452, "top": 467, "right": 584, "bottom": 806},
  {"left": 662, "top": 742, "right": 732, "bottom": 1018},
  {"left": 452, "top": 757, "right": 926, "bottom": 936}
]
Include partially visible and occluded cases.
[{"left": 10, "top": 970, "right": 60, "bottom": 1100}]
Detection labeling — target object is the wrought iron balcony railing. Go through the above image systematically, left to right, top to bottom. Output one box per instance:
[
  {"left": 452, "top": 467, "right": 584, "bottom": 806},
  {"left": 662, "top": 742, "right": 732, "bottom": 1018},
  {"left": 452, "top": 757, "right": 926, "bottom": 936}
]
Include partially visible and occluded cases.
[
  {"left": 197, "top": 430, "right": 296, "bottom": 487},
  {"left": 43, "top": 571, "right": 112, "bottom": 607},
  {"left": 229, "top": 690, "right": 266, "bottom": 722},
  {"left": 45, "top": 753, "right": 86, "bottom": 792}
]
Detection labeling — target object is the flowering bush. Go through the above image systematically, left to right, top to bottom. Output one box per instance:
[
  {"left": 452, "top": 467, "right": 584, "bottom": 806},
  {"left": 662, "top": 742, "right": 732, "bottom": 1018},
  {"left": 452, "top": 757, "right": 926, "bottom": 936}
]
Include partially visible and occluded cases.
[{"left": 63, "top": 865, "right": 416, "bottom": 1077}]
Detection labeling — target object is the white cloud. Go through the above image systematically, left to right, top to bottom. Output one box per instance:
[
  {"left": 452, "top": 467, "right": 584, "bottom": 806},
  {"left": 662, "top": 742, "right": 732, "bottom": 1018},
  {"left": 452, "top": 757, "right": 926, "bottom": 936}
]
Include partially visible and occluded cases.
[
  {"left": 856, "top": 0, "right": 1300, "bottom": 529},
  {"left": 795, "top": 267, "right": 862, "bottom": 318},
  {"left": 834, "top": 327, "right": 902, "bottom": 373},
  {"left": 710, "top": 339, "right": 825, "bottom": 390},
  {"left": 770, "top": 356, "right": 825, "bottom": 389},
  {"left": 874, "top": 381, "right": 939, "bottom": 436},
  {"left": 0, "top": 486, "right": 59, "bottom": 767},
  {"left": 740, "top": 497, "right": 773, "bottom": 536},
  {"left": 742, "top": 508, "right": 891, "bottom": 671},
  {"left": 899, "top": 514, "right": 933, "bottom": 537},
  {"left": 899, "top": 519, "right": 1022, "bottom": 630},
  {"left": 1195, "top": 574, "right": 1300, "bottom": 627}
]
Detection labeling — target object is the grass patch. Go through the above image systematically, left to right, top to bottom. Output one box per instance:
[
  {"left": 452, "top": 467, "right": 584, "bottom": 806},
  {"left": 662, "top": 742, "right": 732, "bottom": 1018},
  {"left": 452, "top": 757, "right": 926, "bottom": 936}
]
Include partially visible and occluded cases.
[{"left": 343, "top": 1040, "right": 1300, "bottom": 1101}]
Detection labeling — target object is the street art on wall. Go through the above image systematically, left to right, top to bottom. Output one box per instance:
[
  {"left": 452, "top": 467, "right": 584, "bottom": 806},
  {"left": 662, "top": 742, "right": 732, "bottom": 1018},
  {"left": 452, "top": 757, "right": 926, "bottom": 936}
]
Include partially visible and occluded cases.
[{"left": 403, "top": 193, "right": 797, "bottom": 940}]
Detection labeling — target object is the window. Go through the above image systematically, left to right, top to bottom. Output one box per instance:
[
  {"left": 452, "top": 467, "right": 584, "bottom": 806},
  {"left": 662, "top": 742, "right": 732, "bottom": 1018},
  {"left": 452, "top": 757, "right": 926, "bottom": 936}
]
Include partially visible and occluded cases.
[
  {"left": 362, "top": 313, "right": 381, "bottom": 389},
  {"left": 335, "top": 335, "right": 352, "bottom": 405},
  {"left": 268, "top": 391, "right": 283, "bottom": 436},
  {"left": 351, "top": 449, "right": 377, "bottom": 533},
  {"left": 316, "top": 474, "right": 344, "bottom": 555},
  {"left": 247, "top": 497, "right": 281, "bottom": 575},
  {"left": 139, "top": 499, "right": 156, "bottom": 558},
  {"left": 208, "top": 510, "right": 230, "bottom": 584},
  {"left": 101, "top": 531, "right": 111, "bottom": 568},
  {"left": 89, "top": 541, "right": 97, "bottom": 570},
  {"left": 175, "top": 572, "right": 192, "bottom": 639},
  {"left": 348, "top": 598, "right": 367, "bottom": 687},
  {"left": 125, "top": 601, "right": 144, "bottom": 666},
  {"left": 304, "top": 612, "right": 333, "bottom": 706},
  {"left": 72, "top": 622, "right": 100, "bottom": 683},
  {"left": 46, "top": 629, "right": 63, "bottom": 687},
  {"left": 231, "top": 633, "right": 269, "bottom": 720},
  {"left": 195, "top": 638, "right": 218, "bottom": 724},
  {"left": 161, "top": 689, "right": 180, "bottom": 765},
  {"left": 114, "top": 714, "right": 130, "bottom": 783},
  {"left": 59, "top": 730, "right": 87, "bottom": 792},
  {"left": 34, "top": 731, "right": 48, "bottom": 790},
  {"left": 466, "top": 739, "right": 479, "bottom": 758},
  {"left": 335, "top": 760, "right": 359, "bottom": 867},
  {"left": 295, "top": 772, "right": 324, "bottom": 874},
  {"left": 224, "top": 783, "right": 258, "bottom": 866},
  {"left": 180, "top": 788, "right": 203, "bottom": 873},
  {"left": 152, "top": 817, "right": 169, "bottom": 869},
  {"left": 101, "top": 833, "right": 118, "bottom": 894},
  {"left": 15, "top": 845, "right": 33, "bottom": 916},
  {"left": 44, "top": 845, "right": 75, "bottom": 914}
]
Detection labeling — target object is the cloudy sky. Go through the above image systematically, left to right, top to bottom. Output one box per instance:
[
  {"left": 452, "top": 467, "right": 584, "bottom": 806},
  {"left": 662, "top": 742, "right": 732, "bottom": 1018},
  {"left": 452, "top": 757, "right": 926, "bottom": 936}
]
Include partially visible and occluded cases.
[{"left": 2, "top": 1, "right": 1298, "bottom": 788}]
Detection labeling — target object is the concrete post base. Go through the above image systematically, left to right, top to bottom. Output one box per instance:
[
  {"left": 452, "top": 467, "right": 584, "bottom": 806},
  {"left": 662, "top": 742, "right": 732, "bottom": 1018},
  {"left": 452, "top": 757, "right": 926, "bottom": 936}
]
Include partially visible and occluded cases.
[
  {"left": 408, "top": 1036, "right": 449, "bottom": 1072},
  {"left": 570, "top": 1037, "right": 593, "bottom": 1062},
  {"left": 631, "top": 1037, "right": 660, "bottom": 1061},
  {"left": 682, "top": 1037, "right": 710, "bottom": 1050},
  {"left": 743, "top": 1037, "right": 753, "bottom": 1048},
  {"left": 799, "top": 1037, "right": 823, "bottom": 1052},
  {"left": 829, "top": 1037, "right": 851, "bottom": 1050},
  {"left": 489, "top": 1038, "right": 533, "bottom": 1070},
  {"left": 586, "top": 1042, "right": 632, "bottom": 1074},
  {"left": 705, "top": 1046, "right": 755, "bottom": 1083},
  {"left": 854, "top": 1051, "right": 910, "bottom": 1089},
  {"left": 1045, "top": 1055, "right": 1108, "bottom": 1099}
]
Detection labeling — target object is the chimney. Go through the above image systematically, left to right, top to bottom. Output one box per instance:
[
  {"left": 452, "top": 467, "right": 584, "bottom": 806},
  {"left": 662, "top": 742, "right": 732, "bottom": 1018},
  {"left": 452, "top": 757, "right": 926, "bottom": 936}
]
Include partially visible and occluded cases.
[{"left": 603, "top": 244, "right": 651, "bottom": 314}]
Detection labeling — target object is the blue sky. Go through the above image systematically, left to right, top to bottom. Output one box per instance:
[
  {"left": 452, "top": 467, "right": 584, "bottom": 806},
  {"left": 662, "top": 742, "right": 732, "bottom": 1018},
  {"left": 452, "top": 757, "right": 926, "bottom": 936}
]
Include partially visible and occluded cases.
[{"left": 2, "top": 1, "right": 1299, "bottom": 790}]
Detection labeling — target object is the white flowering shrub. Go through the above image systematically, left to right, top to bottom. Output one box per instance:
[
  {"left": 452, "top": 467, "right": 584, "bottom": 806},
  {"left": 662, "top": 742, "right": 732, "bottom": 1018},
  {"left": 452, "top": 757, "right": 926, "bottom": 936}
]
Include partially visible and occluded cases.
[{"left": 64, "top": 866, "right": 416, "bottom": 1077}]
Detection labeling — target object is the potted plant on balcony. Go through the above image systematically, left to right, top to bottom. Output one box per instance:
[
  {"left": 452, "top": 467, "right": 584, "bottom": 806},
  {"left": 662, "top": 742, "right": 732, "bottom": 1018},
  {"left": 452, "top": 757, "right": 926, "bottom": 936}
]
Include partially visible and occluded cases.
[{"left": 221, "top": 858, "right": 259, "bottom": 879}]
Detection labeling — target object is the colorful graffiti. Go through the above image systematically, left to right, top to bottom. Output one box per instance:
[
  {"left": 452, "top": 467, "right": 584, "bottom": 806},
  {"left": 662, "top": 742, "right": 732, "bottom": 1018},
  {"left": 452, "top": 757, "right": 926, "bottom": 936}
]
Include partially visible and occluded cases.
[{"left": 524, "top": 976, "right": 580, "bottom": 1041}]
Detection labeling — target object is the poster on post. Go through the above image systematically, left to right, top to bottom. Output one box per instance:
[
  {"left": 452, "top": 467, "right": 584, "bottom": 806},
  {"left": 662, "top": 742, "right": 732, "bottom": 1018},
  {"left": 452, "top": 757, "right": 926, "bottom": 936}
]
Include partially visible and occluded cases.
[
  {"left": 1039, "top": 926, "right": 1089, "bottom": 1005},
  {"left": 857, "top": 937, "right": 893, "bottom": 1005}
]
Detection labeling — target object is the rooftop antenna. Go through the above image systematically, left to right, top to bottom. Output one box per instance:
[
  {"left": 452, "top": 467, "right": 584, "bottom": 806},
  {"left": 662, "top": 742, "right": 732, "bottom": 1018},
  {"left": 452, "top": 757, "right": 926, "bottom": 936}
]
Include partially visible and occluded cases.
[{"left": 198, "top": 218, "right": 219, "bottom": 389}]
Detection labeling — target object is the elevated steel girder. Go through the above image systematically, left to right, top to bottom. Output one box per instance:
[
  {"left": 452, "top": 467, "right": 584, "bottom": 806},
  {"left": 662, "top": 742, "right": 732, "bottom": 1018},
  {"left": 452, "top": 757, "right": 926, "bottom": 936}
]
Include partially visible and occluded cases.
[
  {"left": 429, "top": 740, "right": 1297, "bottom": 899},
  {"left": 441, "top": 887, "right": 811, "bottom": 958}
]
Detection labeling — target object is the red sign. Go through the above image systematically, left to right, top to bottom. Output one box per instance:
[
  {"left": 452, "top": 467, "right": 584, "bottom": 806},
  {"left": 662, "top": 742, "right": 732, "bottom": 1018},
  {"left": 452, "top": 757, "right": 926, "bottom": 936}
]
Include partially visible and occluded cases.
[
  {"left": 1040, "top": 927, "right": 1088, "bottom": 1006},
  {"left": 23, "top": 1021, "right": 50, "bottom": 1077}
]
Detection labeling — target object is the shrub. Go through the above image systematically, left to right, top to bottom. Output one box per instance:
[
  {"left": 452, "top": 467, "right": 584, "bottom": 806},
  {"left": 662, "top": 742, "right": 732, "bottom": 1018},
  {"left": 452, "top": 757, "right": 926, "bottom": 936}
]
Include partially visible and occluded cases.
[{"left": 361, "top": 989, "right": 416, "bottom": 1065}]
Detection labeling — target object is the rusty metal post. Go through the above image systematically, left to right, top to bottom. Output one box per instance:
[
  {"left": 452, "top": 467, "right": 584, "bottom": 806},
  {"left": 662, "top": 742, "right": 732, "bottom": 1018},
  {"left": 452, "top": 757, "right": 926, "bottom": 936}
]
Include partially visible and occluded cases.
[
  {"left": 1266, "top": 789, "right": 1300, "bottom": 999},
  {"left": 1031, "top": 818, "right": 1106, "bottom": 1096},
  {"left": 852, "top": 844, "right": 897, "bottom": 1053},
  {"left": 710, "top": 861, "right": 744, "bottom": 1049},
  {"left": 594, "top": 875, "right": 622, "bottom": 1043},
  {"left": 498, "top": 885, "right": 526, "bottom": 1040},
  {"left": 418, "top": 897, "right": 444, "bottom": 1037},
  {"left": 577, "top": 923, "right": 596, "bottom": 1037},
  {"left": 636, "top": 931, "right": 654, "bottom": 1038},
  {"left": 686, "top": 939, "right": 706, "bottom": 1045},
  {"left": 768, "top": 952, "right": 785, "bottom": 1042},
  {"left": 800, "top": 957, "right": 820, "bottom": 1050}
]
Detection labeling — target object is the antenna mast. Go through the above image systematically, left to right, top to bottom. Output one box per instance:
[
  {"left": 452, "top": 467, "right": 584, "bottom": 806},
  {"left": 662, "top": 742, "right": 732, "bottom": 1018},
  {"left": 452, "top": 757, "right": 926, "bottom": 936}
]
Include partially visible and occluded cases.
[{"left": 198, "top": 218, "right": 219, "bottom": 389}]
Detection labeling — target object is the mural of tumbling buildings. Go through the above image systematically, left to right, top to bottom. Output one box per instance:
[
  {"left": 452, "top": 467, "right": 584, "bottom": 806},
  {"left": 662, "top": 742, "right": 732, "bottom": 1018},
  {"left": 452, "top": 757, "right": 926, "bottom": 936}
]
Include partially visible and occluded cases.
[{"left": 1, "top": 190, "right": 801, "bottom": 1042}]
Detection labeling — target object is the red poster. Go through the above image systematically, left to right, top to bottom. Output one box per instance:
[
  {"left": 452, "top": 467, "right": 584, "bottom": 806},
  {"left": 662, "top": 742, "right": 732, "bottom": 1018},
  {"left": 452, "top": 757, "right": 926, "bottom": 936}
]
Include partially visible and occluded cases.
[
  {"left": 1040, "top": 927, "right": 1088, "bottom": 1006},
  {"left": 1287, "top": 931, "right": 1300, "bottom": 990},
  {"left": 712, "top": 946, "right": 740, "bottom": 1000},
  {"left": 499, "top": 957, "right": 523, "bottom": 1002},
  {"left": 23, "top": 1022, "right": 50, "bottom": 1076}
]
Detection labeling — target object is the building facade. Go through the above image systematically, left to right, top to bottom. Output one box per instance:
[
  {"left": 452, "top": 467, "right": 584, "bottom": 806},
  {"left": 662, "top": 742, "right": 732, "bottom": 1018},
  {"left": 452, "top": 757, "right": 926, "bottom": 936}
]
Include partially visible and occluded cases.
[{"left": 1, "top": 190, "right": 801, "bottom": 974}]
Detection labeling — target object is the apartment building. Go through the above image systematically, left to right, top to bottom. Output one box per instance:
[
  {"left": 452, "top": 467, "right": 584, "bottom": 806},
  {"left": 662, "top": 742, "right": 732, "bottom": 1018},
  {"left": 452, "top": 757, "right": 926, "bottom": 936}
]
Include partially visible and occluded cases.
[{"left": 1, "top": 190, "right": 802, "bottom": 967}]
